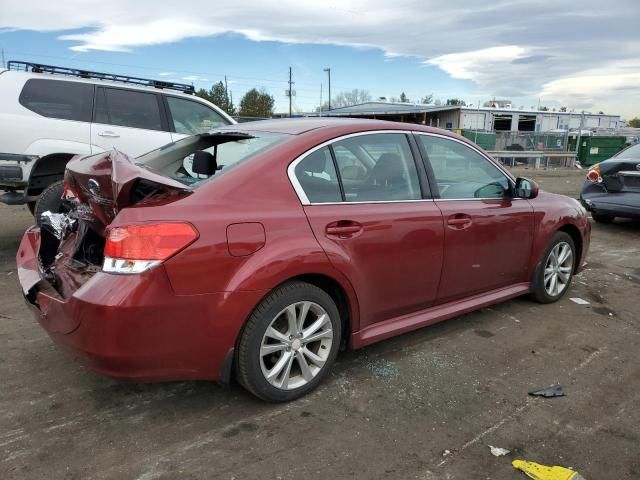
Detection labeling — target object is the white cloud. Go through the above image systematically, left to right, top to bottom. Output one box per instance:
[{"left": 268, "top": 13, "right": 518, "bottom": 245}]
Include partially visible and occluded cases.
[
  {"left": 2, "top": 0, "right": 640, "bottom": 116},
  {"left": 427, "top": 46, "right": 528, "bottom": 81},
  {"left": 158, "top": 72, "right": 175, "bottom": 77}
]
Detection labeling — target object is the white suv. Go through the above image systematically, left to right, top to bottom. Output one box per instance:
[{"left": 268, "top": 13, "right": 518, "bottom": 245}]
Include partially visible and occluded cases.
[{"left": 0, "top": 61, "right": 235, "bottom": 218}]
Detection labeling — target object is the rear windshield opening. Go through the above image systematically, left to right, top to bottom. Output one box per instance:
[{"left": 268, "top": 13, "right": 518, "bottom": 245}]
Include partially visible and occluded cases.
[{"left": 135, "top": 131, "right": 288, "bottom": 187}]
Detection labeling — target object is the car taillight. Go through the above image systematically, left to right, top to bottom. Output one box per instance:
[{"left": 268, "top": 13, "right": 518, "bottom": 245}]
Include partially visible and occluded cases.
[
  {"left": 586, "top": 164, "right": 602, "bottom": 183},
  {"left": 62, "top": 180, "right": 79, "bottom": 201},
  {"left": 103, "top": 223, "right": 198, "bottom": 274}
]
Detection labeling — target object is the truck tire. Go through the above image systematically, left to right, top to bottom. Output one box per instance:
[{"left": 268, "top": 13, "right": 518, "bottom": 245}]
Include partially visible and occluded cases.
[{"left": 34, "top": 180, "right": 65, "bottom": 225}]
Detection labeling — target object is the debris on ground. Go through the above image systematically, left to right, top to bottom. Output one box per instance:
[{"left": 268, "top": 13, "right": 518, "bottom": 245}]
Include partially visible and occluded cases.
[
  {"left": 569, "top": 298, "right": 590, "bottom": 305},
  {"left": 528, "top": 385, "right": 566, "bottom": 397},
  {"left": 488, "top": 445, "right": 510, "bottom": 456},
  {"left": 512, "top": 459, "right": 586, "bottom": 479}
]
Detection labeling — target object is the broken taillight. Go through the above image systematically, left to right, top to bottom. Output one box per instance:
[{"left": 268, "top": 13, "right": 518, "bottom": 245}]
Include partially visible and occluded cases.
[
  {"left": 586, "top": 164, "right": 602, "bottom": 183},
  {"left": 103, "top": 223, "right": 198, "bottom": 274}
]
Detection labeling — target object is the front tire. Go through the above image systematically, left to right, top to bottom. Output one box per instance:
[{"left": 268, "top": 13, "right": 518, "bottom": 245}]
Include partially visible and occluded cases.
[
  {"left": 530, "top": 232, "right": 576, "bottom": 304},
  {"left": 236, "top": 281, "right": 341, "bottom": 402}
]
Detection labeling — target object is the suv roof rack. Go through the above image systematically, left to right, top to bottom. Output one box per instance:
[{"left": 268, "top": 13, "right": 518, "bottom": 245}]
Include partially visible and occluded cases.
[{"left": 7, "top": 60, "right": 196, "bottom": 95}]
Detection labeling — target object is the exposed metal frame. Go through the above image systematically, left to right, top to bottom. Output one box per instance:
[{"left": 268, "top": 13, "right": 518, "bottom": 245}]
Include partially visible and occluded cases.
[{"left": 287, "top": 129, "right": 519, "bottom": 205}]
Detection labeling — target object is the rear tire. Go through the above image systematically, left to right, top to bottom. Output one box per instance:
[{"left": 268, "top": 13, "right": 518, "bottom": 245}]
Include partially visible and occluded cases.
[
  {"left": 34, "top": 180, "right": 65, "bottom": 226},
  {"left": 591, "top": 213, "right": 614, "bottom": 224},
  {"left": 530, "top": 232, "right": 576, "bottom": 304},
  {"left": 236, "top": 281, "right": 341, "bottom": 402}
]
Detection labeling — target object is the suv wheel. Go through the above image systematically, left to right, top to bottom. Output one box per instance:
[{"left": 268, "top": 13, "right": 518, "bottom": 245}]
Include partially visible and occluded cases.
[
  {"left": 34, "top": 180, "right": 65, "bottom": 225},
  {"left": 530, "top": 232, "right": 576, "bottom": 304},
  {"left": 236, "top": 281, "right": 341, "bottom": 402}
]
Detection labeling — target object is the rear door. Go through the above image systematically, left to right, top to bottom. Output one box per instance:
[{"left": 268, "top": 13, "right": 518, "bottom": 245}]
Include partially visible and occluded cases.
[
  {"left": 90, "top": 87, "right": 173, "bottom": 157},
  {"left": 291, "top": 132, "right": 444, "bottom": 330},
  {"left": 415, "top": 133, "right": 534, "bottom": 304}
]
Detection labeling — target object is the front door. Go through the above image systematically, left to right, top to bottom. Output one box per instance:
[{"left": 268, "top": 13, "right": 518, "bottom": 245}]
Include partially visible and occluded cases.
[
  {"left": 91, "top": 87, "right": 173, "bottom": 157},
  {"left": 292, "top": 132, "right": 445, "bottom": 330},
  {"left": 414, "top": 133, "right": 534, "bottom": 303}
]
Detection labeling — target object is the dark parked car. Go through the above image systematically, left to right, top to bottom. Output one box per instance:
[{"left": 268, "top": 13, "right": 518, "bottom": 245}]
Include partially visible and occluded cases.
[
  {"left": 16, "top": 119, "right": 591, "bottom": 401},
  {"left": 581, "top": 143, "right": 640, "bottom": 223}
]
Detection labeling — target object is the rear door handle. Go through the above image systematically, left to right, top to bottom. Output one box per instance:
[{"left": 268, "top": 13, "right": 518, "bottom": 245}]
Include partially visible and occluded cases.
[
  {"left": 98, "top": 131, "right": 120, "bottom": 138},
  {"left": 447, "top": 214, "right": 472, "bottom": 229},
  {"left": 325, "top": 221, "right": 363, "bottom": 238}
]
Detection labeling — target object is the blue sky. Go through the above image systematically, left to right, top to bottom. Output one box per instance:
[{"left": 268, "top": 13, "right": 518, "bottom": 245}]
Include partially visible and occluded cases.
[
  {"left": 2, "top": 0, "right": 640, "bottom": 118},
  {"left": 1, "top": 30, "right": 478, "bottom": 113}
]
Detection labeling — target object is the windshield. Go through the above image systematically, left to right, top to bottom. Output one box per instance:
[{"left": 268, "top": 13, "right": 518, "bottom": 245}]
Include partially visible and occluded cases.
[
  {"left": 136, "top": 131, "right": 288, "bottom": 187},
  {"left": 615, "top": 143, "right": 640, "bottom": 160}
]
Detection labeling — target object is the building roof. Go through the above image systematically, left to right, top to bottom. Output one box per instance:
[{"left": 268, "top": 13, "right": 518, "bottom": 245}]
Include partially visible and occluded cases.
[{"left": 312, "top": 101, "right": 621, "bottom": 119}]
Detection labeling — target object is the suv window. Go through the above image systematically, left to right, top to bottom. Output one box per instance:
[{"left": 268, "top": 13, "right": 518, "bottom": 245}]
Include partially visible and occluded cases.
[
  {"left": 19, "top": 79, "right": 93, "bottom": 122},
  {"left": 95, "top": 88, "right": 163, "bottom": 131},
  {"left": 167, "top": 97, "right": 228, "bottom": 134},
  {"left": 332, "top": 133, "right": 421, "bottom": 201},
  {"left": 417, "top": 135, "right": 510, "bottom": 199},
  {"left": 294, "top": 147, "right": 342, "bottom": 203}
]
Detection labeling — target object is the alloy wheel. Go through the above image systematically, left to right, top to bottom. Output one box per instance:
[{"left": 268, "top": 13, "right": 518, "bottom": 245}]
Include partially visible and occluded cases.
[
  {"left": 543, "top": 241, "right": 574, "bottom": 297},
  {"left": 260, "top": 301, "right": 333, "bottom": 390}
]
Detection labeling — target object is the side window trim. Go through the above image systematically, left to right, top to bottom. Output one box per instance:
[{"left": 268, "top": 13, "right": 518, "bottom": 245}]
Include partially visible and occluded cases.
[
  {"left": 288, "top": 130, "right": 436, "bottom": 205},
  {"left": 412, "top": 132, "right": 515, "bottom": 200},
  {"left": 405, "top": 133, "right": 432, "bottom": 199},
  {"left": 327, "top": 145, "right": 347, "bottom": 202}
]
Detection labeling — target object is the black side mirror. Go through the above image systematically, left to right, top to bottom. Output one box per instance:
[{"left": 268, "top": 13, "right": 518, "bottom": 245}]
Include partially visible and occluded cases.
[{"left": 515, "top": 177, "right": 539, "bottom": 199}]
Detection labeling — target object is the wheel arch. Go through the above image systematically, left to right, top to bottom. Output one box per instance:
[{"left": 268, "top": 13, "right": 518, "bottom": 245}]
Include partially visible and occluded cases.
[
  {"left": 26, "top": 153, "right": 76, "bottom": 196},
  {"left": 557, "top": 223, "right": 583, "bottom": 274}
]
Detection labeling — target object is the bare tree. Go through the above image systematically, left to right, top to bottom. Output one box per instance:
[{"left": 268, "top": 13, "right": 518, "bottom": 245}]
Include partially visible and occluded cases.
[{"left": 318, "top": 89, "right": 372, "bottom": 111}]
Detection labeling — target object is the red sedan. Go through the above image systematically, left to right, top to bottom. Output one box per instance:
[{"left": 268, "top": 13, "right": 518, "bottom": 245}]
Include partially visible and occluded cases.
[{"left": 16, "top": 119, "right": 590, "bottom": 401}]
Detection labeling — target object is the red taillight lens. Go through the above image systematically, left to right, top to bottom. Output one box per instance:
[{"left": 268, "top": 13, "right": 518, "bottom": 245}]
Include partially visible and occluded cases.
[
  {"left": 586, "top": 165, "right": 601, "bottom": 183},
  {"left": 105, "top": 223, "right": 198, "bottom": 260}
]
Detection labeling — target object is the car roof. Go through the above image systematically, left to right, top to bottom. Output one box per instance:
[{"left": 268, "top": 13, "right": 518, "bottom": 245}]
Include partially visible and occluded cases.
[{"left": 218, "top": 117, "right": 458, "bottom": 137}]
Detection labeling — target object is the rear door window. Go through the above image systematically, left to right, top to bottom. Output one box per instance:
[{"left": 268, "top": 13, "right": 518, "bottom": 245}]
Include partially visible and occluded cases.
[
  {"left": 19, "top": 79, "right": 93, "bottom": 122},
  {"left": 95, "top": 88, "right": 163, "bottom": 131},
  {"left": 166, "top": 96, "right": 229, "bottom": 134},
  {"left": 332, "top": 133, "right": 421, "bottom": 202},
  {"left": 294, "top": 147, "right": 342, "bottom": 203}
]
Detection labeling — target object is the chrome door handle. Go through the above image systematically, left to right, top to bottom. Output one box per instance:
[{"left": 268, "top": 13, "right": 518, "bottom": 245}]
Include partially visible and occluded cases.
[{"left": 98, "top": 131, "right": 120, "bottom": 138}]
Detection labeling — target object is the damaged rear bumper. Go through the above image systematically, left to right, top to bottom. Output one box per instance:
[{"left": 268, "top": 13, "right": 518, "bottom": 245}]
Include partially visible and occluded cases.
[{"left": 16, "top": 227, "right": 264, "bottom": 382}]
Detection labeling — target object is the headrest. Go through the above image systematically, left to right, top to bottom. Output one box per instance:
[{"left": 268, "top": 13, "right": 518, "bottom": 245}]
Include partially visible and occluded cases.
[
  {"left": 192, "top": 150, "right": 217, "bottom": 175},
  {"left": 305, "top": 150, "right": 328, "bottom": 174},
  {"left": 366, "top": 153, "right": 406, "bottom": 186},
  {"left": 341, "top": 164, "right": 366, "bottom": 180}
]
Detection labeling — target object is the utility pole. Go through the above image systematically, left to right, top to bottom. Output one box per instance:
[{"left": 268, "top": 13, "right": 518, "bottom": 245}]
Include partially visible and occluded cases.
[
  {"left": 1, "top": 49, "right": 5, "bottom": 69},
  {"left": 288, "top": 66, "right": 294, "bottom": 118},
  {"left": 323, "top": 67, "right": 331, "bottom": 111},
  {"left": 224, "top": 75, "right": 229, "bottom": 113},
  {"left": 319, "top": 83, "right": 323, "bottom": 117}
]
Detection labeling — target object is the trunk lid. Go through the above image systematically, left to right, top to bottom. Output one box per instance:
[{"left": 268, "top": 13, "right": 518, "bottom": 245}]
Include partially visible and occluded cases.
[
  {"left": 64, "top": 149, "right": 191, "bottom": 229},
  {"left": 600, "top": 158, "right": 640, "bottom": 193}
]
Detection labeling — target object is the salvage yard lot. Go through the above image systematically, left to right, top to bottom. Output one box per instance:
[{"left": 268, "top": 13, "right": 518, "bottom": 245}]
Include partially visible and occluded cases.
[{"left": 1, "top": 168, "right": 638, "bottom": 479}]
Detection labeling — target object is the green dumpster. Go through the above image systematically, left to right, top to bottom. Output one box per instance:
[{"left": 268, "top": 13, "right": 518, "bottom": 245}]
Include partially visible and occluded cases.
[
  {"left": 461, "top": 130, "right": 496, "bottom": 150},
  {"left": 571, "top": 136, "right": 626, "bottom": 166}
]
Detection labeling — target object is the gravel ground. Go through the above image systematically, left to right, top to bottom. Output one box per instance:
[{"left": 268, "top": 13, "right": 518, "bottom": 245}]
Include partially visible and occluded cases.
[{"left": 1, "top": 167, "right": 638, "bottom": 479}]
